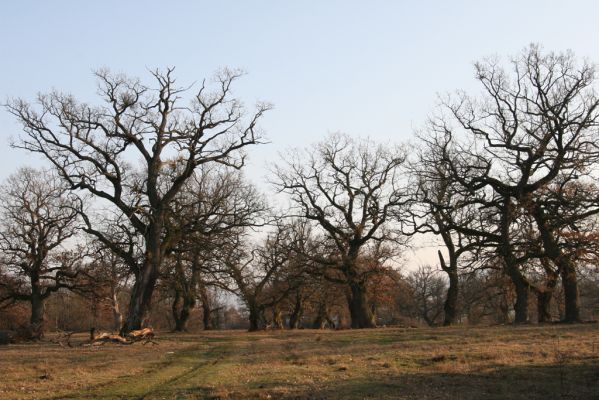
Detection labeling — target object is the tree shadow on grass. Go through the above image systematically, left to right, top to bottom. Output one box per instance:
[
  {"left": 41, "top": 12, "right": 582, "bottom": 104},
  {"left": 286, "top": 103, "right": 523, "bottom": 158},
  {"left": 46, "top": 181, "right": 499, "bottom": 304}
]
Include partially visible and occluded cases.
[{"left": 272, "top": 361, "right": 599, "bottom": 400}]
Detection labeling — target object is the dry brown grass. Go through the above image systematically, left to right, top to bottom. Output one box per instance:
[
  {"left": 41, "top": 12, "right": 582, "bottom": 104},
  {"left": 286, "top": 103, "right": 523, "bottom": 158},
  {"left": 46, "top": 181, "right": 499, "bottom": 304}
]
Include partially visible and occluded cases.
[{"left": 0, "top": 324, "right": 598, "bottom": 399}]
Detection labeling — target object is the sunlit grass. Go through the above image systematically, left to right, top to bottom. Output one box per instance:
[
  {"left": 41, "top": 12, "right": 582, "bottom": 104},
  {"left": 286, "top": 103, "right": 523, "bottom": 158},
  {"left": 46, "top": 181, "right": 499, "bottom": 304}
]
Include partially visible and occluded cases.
[{"left": 0, "top": 324, "right": 597, "bottom": 399}]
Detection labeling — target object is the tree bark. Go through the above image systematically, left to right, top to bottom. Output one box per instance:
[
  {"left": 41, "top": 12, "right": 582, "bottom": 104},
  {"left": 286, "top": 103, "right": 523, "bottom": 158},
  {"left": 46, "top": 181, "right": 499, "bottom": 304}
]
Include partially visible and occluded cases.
[
  {"left": 499, "top": 198, "right": 529, "bottom": 324},
  {"left": 532, "top": 204, "right": 581, "bottom": 323},
  {"left": 121, "top": 222, "right": 164, "bottom": 335},
  {"left": 438, "top": 249, "right": 459, "bottom": 326},
  {"left": 121, "top": 257, "right": 160, "bottom": 334},
  {"left": 536, "top": 258, "right": 558, "bottom": 323},
  {"left": 560, "top": 262, "right": 581, "bottom": 323},
  {"left": 443, "top": 271, "right": 459, "bottom": 326},
  {"left": 509, "top": 271, "right": 530, "bottom": 323},
  {"left": 347, "top": 281, "right": 375, "bottom": 329},
  {"left": 198, "top": 283, "right": 213, "bottom": 330},
  {"left": 172, "top": 289, "right": 194, "bottom": 332},
  {"left": 536, "top": 290, "right": 553, "bottom": 323},
  {"left": 29, "top": 291, "right": 45, "bottom": 340},
  {"left": 288, "top": 294, "right": 303, "bottom": 329},
  {"left": 201, "top": 302, "right": 213, "bottom": 330},
  {"left": 312, "top": 302, "right": 329, "bottom": 329},
  {"left": 248, "top": 304, "right": 262, "bottom": 332}
]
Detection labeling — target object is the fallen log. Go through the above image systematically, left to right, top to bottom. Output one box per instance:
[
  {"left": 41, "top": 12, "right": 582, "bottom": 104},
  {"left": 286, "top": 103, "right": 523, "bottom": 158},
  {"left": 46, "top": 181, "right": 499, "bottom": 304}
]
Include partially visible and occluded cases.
[
  {"left": 89, "top": 327, "right": 157, "bottom": 346},
  {"left": 126, "top": 327, "right": 155, "bottom": 341},
  {"left": 93, "top": 332, "right": 131, "bottom": 345}
]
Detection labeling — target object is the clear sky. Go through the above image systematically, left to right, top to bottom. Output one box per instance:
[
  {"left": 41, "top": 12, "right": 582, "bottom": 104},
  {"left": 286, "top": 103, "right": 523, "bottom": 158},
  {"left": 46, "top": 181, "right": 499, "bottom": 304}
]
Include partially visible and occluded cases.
[{"left": 2, "top": 0, "right": 599, "bottom": 264}]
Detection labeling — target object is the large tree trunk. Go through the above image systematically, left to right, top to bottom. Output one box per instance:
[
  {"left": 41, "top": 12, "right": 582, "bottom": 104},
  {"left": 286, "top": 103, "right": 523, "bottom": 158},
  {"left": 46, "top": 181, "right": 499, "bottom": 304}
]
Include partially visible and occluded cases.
[
  {"left": 500, "top": 198, "right": 529, "bottom": 324},
  {"left": 532, "top": 204, "right": 581, "bottom": 323},
  {"left": 121, "top": 224, "right": 163, "bottom": 335},
  {"left": 438, "top": 248, "right": 459, "bottom": 326},
  {"left": 121, "top": 254, "right": 160, "bottom": 335},
  {"left": 537, "top": 259, "right": 558, "bottom": 323},
  {"left": 560, "top": 262, "right": 581, "bottom": 323},
  {"left": 121, "top": 264, "right": 159, "bottom": 334},
  {"left": 443, "top": 271, "right": 459, "bottom": 326},
  {"left": 510, "top": 273, "right": 530, "bottom": 323},
  {"left": 347, "top": 281, "right": 375, "bottom": 329},
  {"left": 171, "top": 289, "right": 194, "bottom": 332},
  {"left": 537, "top": 290, "right": 553, "bottom": 323},
  {"left": 29, "top": 291, "right": 45, "bottom": 340},
  {"left": 201, "top": 302, "right": 213, "bottom": 330},
  {"left": 248, "top": 303, "right": 262, "bottom": 332}
]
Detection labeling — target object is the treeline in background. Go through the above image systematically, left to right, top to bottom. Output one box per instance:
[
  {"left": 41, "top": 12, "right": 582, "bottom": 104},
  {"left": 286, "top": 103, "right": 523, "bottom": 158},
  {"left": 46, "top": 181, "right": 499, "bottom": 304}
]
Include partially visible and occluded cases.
[{"left": 1, "top": 45, "right": 599, "bottom": 339}]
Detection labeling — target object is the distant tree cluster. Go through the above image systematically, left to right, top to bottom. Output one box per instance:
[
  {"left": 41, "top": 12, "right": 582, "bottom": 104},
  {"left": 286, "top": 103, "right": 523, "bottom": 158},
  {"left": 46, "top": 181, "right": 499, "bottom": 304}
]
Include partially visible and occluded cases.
[{"left": 1, "top": 45, "right": 599, "bottom": 338}]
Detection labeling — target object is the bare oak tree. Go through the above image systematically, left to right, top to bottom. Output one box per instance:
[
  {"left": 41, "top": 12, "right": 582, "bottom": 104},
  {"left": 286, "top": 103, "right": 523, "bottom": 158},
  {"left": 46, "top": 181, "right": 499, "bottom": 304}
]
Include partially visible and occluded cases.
[
  {"left": 430, "top": 45, "right": 599, "bottom": 322},
  {"left": 7, "top": 68, "right": 270, "bottom": 333},
  {"left": 272, "top": 133, "right": 409, "bottom": 328},
  {"left": 164, "top": 166, "right": 268, "bottom": 331},
  {"left": 0, "top": 168, "right": 81, "bottom": 339}
]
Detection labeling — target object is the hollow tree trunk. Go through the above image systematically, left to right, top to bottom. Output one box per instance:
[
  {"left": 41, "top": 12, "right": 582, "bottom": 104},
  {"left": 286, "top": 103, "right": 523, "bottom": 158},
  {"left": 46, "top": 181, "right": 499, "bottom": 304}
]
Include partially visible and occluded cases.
[{"left": 347, "top": 281, "right": 375, "bottom": 329}]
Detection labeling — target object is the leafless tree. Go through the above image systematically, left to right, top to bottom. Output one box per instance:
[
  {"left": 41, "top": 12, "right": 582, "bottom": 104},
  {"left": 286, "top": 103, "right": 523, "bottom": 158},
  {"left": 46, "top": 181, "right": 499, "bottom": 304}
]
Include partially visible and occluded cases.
[
  {"left": 429, "top": 45, "right": 599, "bottom": 322},
  {"left": 7, "top": 68, "right": 270, "bottom": 333},
  {"left": 409, "top": 132, "right": 490, "bottom": 325},
  {"left": 272, "top": 133, "right": 410, "bottom": 328},
  {"left": 164, "top": 166, "right": 268, "bottom": 331},
  {"left": 0, "top": 168, "right": 82, "bottom": 339},
  {"left": 223, "top": 221, "right": 310, "bottom": 331},
  {"left": 86, "top": 245, "right": 132, "bottom": 331},
  {"left": 407, "top": 265, "right": 447, "bottom": 326}
]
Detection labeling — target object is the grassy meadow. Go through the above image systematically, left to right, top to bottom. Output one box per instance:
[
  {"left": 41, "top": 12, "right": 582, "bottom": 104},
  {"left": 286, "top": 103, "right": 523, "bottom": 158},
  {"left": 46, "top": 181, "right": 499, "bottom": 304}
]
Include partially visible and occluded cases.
[{"left": 0, "top": 324, "right": 598, "bottom": 399}]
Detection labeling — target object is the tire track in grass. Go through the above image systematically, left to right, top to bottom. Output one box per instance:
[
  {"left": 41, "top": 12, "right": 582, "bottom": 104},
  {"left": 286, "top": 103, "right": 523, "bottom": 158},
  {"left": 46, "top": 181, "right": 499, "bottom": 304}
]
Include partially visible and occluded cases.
[{"left": 53, "top": 339, "right": 233, "bottom": 400}]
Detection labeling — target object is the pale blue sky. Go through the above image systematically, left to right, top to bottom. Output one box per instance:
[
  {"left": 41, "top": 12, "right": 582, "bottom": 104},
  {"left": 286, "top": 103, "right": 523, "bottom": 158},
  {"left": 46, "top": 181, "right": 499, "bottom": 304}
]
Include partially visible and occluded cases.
[
  {"left": 2, "top": 0, "right": 599, "bottom": 264},
  {"left": 2, "top": 1, "right": 599, "bottom": 184}
]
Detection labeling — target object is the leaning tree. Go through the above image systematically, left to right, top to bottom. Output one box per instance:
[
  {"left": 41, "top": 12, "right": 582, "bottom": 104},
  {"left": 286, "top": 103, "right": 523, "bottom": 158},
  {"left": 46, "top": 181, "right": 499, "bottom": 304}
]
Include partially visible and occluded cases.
[
  {"left": 7, "top": 68, "right": 270, "bottom": 333},
  {"left": 272, "top": 133, "right": 410, "bottom": 328}
]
